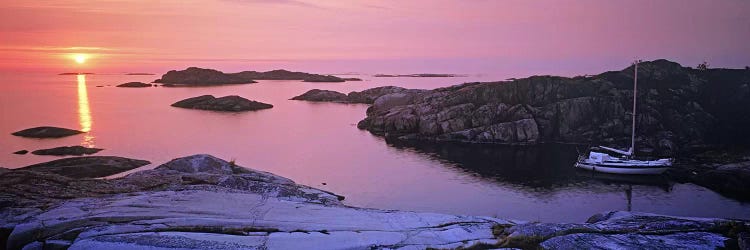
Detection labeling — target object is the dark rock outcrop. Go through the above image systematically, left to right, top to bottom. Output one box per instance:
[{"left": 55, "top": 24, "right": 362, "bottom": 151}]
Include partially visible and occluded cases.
[
  {"left": 358, "top": 60, "right": 750, "bottom": 156},
  {"left": 154, "top": 67, "right": 256, "bottom": 85},
  {"left": 342, "top": 78, "right": 362, "bottom": 81},
  {"left": 115, "top": 82, "right": 151, "bottom": 88},
  {"left": 290, "top": 89, "right": 348, "bottom": 102},
  {"left": 171, "top": 95, "right": 273, "bottom": 112},
  {"left": 11, "top": 126, "right": 83, "bottom": 138},
  {"left": 31, "top": 146, "right": 103, "bottom": 156},
  {"left": 12, "top": 150, "right": 28, "bottom": 155},
  {"left": 18, "top": 156, "right": 150, "bottom": 178}
]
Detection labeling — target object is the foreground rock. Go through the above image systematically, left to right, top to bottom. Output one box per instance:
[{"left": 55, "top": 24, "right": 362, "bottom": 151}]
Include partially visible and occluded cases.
[
  {"left": 358, "top": 60, "right": 750, "bottom": 157},
  {"left": 155, "top": 68, "right": 349, "bottom": 84},
  {"left": 115, "top": 82, "right": 152, "bottom": 88},
  {"left": 291, "top": 86, "right": 427, "bottom": 105},
  {"left": 171, "top": 95, "right": 273, "bottom": 112},
  {"left": 11, "top": 126, "right": 83, "bottom": 138},
  {"left": 30, "top": 146, "right": 103, "bottom": 156},
  {"left": 1, "top": 154, "right": 747, "bottom": 249},
  {"left": 1, "top": 155, "right": 503, "bottom": 249},
  {"left": 18, "top": 156, "right": 150, "bottom": 178},
  {"left": 495, "top": 211, "right": 746, "bottom": 249}
]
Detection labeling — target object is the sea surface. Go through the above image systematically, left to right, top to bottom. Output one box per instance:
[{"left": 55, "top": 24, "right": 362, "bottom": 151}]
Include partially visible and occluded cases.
[{"left": 1, "top": 72, "right": 748, "bottom": 222}]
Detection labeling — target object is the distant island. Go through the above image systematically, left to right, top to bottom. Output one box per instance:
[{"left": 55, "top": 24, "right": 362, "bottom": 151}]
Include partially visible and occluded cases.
[
  {"left": 154, "top": 67, "right": 357, "bottom": 85},
  {"left": 58, "top": 72, "right": 94, "bottom": 75},
  {"left": 125, "top": 73, "right": 155, "bottom": 75},
  {"left": 374, "top": 73, "right": 465, "bottom": 77}
]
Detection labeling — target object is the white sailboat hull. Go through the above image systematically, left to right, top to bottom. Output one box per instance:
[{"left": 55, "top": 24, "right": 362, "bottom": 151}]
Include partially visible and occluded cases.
[{"left": 575, "top": 162, "right": 669, "bottom": 175}]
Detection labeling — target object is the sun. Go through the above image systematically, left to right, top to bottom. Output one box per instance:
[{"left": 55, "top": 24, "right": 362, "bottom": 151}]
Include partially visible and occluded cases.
[{"left": 73, "top": 54, "right": 88, "bottom": 64}]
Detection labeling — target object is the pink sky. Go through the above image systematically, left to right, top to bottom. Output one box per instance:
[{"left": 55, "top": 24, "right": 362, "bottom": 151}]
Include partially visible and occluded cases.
[{"left": 1, "top": 0, "right": 748, "bottom": 77}]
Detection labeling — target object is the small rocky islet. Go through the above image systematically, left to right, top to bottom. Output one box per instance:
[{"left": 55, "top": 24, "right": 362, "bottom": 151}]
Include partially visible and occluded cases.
[
  {"left": 115, "top": 82, "right": 153, "bottom": 88},
  {"left": 171, "top": 95, "right": 273, "bottom": 112},
  {"left": 11, "top": 126, "right": 83, "bottom": 138},
  {"left": 30, "top": 146, "right": 103, "bottom": 156},
  {"left": 1, "top": 154, "right": 746, "bottom": 249}
]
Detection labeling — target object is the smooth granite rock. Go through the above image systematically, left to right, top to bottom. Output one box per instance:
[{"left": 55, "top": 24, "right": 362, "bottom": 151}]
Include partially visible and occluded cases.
[
  {"left": 171, "top": 95, "right": 273, "bottom": 112},
  {"left": 11, "top": 127, "right": 83, "bottom": 138},
  {"left": 30, "top": 146, "right": 103, "bottom": 156},
  {"left": 1, "top": 155, "right": 746, "bottom": 249}
]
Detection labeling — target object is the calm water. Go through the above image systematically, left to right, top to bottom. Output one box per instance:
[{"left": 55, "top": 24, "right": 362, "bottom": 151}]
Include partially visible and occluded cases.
[{"left": 1, "top": 72, "right": 748, "bottom": 222}]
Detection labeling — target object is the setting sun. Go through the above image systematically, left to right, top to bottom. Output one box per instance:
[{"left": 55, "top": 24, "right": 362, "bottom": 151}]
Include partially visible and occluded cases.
[{"left": 73, "top": 54, "right": 87, "bottom": 64}]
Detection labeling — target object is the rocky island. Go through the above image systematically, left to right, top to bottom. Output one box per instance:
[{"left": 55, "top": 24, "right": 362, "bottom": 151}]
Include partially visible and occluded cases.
[
  {"left": 154, "top": 67, "right": 256, "bottom": 85},
  {"left": 154, "top": 68, "right": 356, "bottom": 85},
  {"left": 115, "top": 82, "right": 152, "bottom": 88},
  {"left": 171, "top": 95, "right": 273, "bottom": 112},
  {"left": 11, "top": 127, "right": 84, "bottom": 138},
  {"left": 30, "top": 146, "right": 103, "bottom": 156},
  {"left": 0, "top": 154, "right": 747, "bottom": 249}
]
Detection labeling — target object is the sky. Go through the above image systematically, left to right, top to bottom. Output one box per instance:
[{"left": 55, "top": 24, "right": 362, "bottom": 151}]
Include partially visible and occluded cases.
[{"left": 1, "top": 0, "right": 749, "bottom": 77}]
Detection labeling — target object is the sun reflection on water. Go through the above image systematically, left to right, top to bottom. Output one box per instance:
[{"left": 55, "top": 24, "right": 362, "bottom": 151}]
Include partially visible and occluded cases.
[{"left": 76, "top": 74, "right": 95, "bottom": 147}]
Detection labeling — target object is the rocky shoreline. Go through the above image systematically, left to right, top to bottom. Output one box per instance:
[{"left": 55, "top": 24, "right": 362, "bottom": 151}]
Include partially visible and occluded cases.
[
  {"left": 289, "top": 60, "right": 750, "bottom": 200},
  {"left": 1, "top": 154, "right": 747, "bottom": 249}
]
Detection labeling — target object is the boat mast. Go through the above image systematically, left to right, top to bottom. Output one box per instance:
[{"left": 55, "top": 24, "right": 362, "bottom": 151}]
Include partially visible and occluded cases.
[{"left": 630, "top": 61, "right": 638, "bottom": 157}]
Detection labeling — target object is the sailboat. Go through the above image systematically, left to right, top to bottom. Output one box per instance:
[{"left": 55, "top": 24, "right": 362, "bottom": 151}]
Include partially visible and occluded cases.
[{"left": 574, "top": 61, "right": 673, "bottom": 175}]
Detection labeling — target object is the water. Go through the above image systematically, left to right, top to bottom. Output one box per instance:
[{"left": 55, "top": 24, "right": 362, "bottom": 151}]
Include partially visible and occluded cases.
[{"left": 1, "top": 72, "right": 748, "bottom": 222}]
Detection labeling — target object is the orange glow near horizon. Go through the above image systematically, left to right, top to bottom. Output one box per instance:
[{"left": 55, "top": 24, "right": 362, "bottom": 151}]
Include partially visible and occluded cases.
[{"left": 0, "top": 1, "right": 748, "bottom": 75}]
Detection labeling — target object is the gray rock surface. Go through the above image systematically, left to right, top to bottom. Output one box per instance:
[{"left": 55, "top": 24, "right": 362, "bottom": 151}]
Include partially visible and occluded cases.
[
  {"left": 116, "top": 82, "right": 151, "bottom": 88},
  {"left": 171, "top": 95, "right": 273, "bottom": 112},
  {"left": 11, "top": 127, "right": 83, "bottom": 138},
  {"left": 30, "top": 146, "right": 103, "bottom": 156},
  {"left": 2, "top": 154, "right": 746, "bottom": 249},
  {"left": 18, "top": 156, "right": 150, "bottom": 178},
  {"left": 495, "top": 211, "right": 746, "bottom": 249}
]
